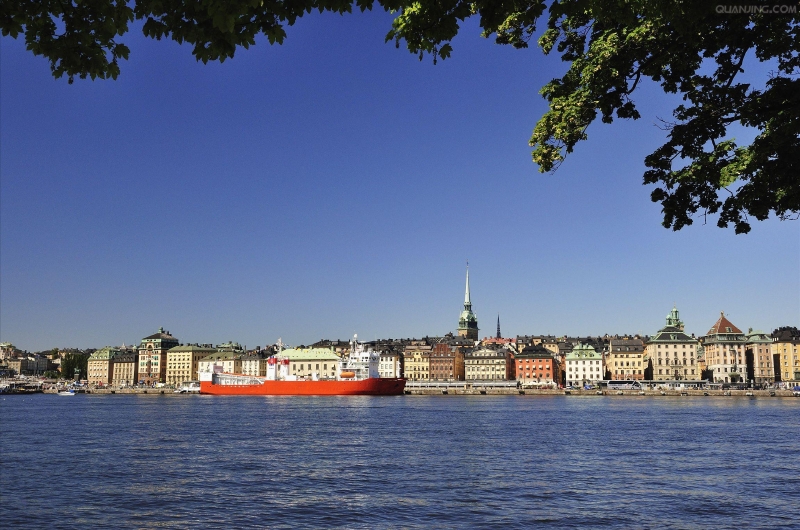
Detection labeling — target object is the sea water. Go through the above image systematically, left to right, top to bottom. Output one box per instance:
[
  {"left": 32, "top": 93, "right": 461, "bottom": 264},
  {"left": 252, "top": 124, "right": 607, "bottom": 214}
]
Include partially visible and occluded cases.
[{"left": 1, "top": 394, "right": 798, "bottom": 528}]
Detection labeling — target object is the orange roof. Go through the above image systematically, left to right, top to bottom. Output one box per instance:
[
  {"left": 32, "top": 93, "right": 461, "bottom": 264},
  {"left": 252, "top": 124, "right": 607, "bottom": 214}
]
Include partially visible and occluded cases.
[{"left": 707, "top": 311, "right": 743, "bottom": 335}]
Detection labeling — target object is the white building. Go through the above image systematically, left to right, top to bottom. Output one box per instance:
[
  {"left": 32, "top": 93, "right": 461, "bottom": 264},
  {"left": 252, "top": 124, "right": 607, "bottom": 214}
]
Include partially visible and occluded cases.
[
  {"left": 565, "top": 343, "right": 603, "bottom": 387},
  {"left": 379, "top": 351, "right": 402, "bottom": 378}
]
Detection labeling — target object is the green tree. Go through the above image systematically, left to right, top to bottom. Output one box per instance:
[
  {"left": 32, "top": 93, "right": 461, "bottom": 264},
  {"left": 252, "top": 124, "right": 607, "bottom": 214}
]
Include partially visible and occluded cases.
[
  {"left": 2, "top": 1, "right": 798, "bottom": 233},
  {"left": 60, "top": 352, "right": 89, "bottom": 380}
]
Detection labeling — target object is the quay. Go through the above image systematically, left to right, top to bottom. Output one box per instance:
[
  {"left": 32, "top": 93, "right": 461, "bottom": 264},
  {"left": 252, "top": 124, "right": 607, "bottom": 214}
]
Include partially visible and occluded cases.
[
  {"left": 9, "top": 381, "right": 797, "bottom": 398},
  {"left": 18, "top": 381, "right": 797, "bottom": 398},
  {"left": 404, "top": 387, "right": 797, "bottom": 397}
]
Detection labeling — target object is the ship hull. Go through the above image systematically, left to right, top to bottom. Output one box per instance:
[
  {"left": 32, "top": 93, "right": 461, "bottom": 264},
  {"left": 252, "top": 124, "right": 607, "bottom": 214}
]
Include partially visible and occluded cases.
[{"left": 200, "top": 377, "right": 406, "bottom": 396}]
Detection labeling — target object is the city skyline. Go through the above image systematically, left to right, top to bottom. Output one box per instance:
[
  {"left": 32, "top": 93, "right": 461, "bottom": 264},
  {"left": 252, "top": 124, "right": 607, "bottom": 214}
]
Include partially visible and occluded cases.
[{"left": 2, "top": 13, "right": 798, "bottom": 351}]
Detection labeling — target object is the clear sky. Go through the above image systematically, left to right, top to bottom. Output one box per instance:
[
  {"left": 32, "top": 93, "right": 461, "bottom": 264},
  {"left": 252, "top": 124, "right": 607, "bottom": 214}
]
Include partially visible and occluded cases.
[{"left": 2, "top": 12, "right": 798, "bottom": 352}]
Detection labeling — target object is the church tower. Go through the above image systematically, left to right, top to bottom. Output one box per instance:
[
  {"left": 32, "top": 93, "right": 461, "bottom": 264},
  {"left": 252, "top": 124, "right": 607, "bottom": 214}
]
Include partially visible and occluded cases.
[
  {"left": 457, "top": 265, "right": 479, "bottom": 341},
  {"left": 665, "top": 306, "right": 685, "bottom": 331},
  {"left": 496, "top": 314, "right": 501, "bottom": 339}
]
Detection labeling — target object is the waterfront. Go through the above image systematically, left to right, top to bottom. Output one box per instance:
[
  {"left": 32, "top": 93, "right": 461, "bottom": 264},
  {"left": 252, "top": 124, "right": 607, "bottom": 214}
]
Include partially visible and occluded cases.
[{"left": 1, "top": 395, "right": 798, "bottom": 529}]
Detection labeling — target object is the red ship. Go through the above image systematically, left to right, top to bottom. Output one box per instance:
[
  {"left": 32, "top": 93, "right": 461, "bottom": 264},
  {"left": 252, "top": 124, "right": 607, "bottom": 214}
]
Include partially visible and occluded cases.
[
  {"left": 199, "top": 336, "right": 405, "bottom": 396},
  {"left": 199, "top": 375, "right": 405, "bottom": 395}
]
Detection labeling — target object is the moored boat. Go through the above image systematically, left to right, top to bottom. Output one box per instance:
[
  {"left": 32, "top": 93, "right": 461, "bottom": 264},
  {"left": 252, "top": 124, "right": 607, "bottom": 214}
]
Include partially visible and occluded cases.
[
  {"left": 200, "top": 335, "right": 405, "bottom": 396},
  {"left": 174, "top": 381, "right": 201, "bottom": 393}
]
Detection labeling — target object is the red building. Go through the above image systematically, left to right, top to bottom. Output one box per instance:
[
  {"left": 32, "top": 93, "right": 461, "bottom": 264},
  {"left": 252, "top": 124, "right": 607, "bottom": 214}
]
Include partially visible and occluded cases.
[
  {"left": 429, "top": 342, "right": 465, "bottom": 381},
  {"left": 515, "top": 345, "right": 561, "bottom": 386}
]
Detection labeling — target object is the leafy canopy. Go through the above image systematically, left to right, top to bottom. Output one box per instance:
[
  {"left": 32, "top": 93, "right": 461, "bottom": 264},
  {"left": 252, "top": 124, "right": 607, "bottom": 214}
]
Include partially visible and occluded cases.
[{"left": 2, "top": 0, "right": 798, "bottom": 233}]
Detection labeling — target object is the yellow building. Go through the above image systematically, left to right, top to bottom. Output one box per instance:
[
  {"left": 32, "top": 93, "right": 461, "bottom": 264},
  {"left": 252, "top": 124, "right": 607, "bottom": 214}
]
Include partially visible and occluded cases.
[
  {"left": 646, "top": 308, "right": 700, "bottom": 381},
  {"left": 700, "top": 312, "right": 745, "bottom": 383},
  {"left": 772, "top": 327, "right": 800, "bottom": 383},
  {"left": 607, "top": 337, "right": 645, "bottom": 380},
  {"left": 403, "top": 343, "right": 432, "bottom": 381},
  {"left": 167, "top": 344, "right": 217, "bottom": 385},
  {"left": 112, "top": 346, "right": 137, "bottom": 387},
  {"left": 87, "top": 347, "right": 116, "bottom": 386},
  {"left": 280, "top": 348, "right": 340, "bottom": 379},
  {"left": 465, "top": 348, "right": 511, "bottom": 381},
  {"left": 198, "top": 350, "right": 244, "bottom": 375},
  {"left": 242, "top": 353, "right": 268, "bottom": 377}
]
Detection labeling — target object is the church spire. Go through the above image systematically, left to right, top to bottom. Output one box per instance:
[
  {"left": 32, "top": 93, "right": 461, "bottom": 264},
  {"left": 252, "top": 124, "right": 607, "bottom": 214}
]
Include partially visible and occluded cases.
[
  {"left": 457, "top": 263, "right": 478, "bottom": 341},
  {"left": 464, "top": 264, "right": 472, "bottom": 309},
  {"left": 496, "top": 314, "right": 501, "bottom": 339}
]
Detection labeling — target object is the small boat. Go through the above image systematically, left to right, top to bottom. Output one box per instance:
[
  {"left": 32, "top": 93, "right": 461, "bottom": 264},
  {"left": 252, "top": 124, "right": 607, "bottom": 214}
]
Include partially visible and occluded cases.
[
  {"left": 174, "top": 382, "right": 201, "bottom": 393},
  {"left": 58, "top": 390, "right": 75, "bottom": 396}
]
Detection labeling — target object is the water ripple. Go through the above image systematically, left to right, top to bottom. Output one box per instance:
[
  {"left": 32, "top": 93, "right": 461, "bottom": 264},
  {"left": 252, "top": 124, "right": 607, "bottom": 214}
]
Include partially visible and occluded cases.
[{"left": 1, "top": 395, "right": 798, "bottom": 529}]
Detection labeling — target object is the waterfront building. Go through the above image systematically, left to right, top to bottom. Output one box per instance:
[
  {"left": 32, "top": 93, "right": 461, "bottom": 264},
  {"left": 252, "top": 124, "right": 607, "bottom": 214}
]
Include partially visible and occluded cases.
[
  {"left": 457, "top": 267, "right": 479, "bottom": 341},
  {"left": 646, "top": 307, "right": 699, "bottom": 380},
  {"left": 701, "top": 312, "right": 746, "bottom": 383},
  {"left": 137, "top": 327, "right": 179, "bottom": 385},
  {"left": 772, "top": 327, "right": 800, "bottom": 383},
  {"left": 745, "top": 330, "right": 774, "bottom": 385},
  {"left": 607, "top": 337, "right": 645, "bottom": 380},
  {"left": 310, "top": 339, "right": 352, "bottom": 356},
  {"left": 216, "top": 341, "right": 244, "bottom": 352},
  {"left": 404, "top": 341, "right": 432, "bottom": 381},
  {"left": 0, "top": 342, "right": 17, "bottom": 360},
  {"left": 429, "top": 342, "right": 465, "bottom": 381},
  {"left": 565, "top": 343, "right": 603, "bottom": 387},
  {"left": 167, "top": 344, "right": 217, "bottom": 384},
  {"left": 515, "top": 344, "right": 559, "bottom": 385},
  {"left": 112, "top": 345, "right": 137, "bottom": 387},
  {"left": 87, "top": 347, "right": 118, "bottom": 386},
  {"left": 465, "top": 347, "right": 513, "bottom": 381},
  {"left": 279, "top": 348, "right": 340, "bottom": 379},
  {"left": 198, "top": 350, "right": 244, "bottom": 376},
  {"left": 241, "top": 350, "right": 269, "bottom": 377},
  {"left": 379, "top": 351, "right": 403, "bottom": 379},
  {"left": 4, "top": 354, "right": 49, "bottom": 376},
  {"left": 25, "top": 354, "right": 49, "bottom": 375},
  {"left": 6, "top": 358, "right": 26, "bottom": 376}
]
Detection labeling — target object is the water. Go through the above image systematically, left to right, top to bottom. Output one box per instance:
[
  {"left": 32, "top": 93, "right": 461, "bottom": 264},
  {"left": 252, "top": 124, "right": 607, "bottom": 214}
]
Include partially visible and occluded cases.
[{"left": 1, "top": 394, "right": 798, "bottom": 529}]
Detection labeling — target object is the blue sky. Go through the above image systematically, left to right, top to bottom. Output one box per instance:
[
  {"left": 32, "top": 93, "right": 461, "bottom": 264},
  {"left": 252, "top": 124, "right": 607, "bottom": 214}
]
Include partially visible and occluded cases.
[{"left": 2, "top": 12, "right": 798, "bottom": 351}]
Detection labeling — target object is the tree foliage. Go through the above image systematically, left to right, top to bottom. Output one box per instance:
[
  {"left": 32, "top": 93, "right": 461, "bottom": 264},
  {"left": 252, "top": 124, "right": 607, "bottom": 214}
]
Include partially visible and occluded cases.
[
  {"left": 2, "top": 0, "right": 798, "bottom": 233},
  {"left": 60, "top": 352, "right": 88, "bottom": 380}
]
